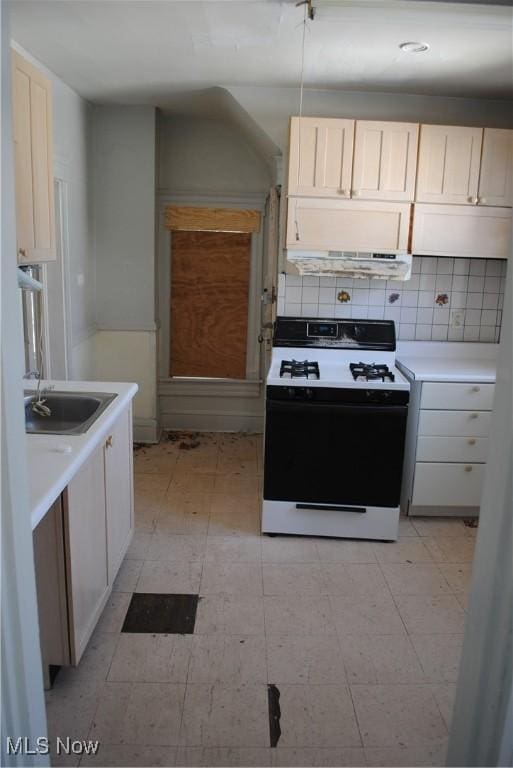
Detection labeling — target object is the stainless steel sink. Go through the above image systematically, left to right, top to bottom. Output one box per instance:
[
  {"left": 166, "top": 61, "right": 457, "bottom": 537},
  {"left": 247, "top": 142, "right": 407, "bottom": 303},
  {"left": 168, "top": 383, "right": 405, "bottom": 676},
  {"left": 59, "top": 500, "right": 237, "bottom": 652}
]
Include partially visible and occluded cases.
[{"left": 25, "top": 390, "right": 117, "bottom": 435}]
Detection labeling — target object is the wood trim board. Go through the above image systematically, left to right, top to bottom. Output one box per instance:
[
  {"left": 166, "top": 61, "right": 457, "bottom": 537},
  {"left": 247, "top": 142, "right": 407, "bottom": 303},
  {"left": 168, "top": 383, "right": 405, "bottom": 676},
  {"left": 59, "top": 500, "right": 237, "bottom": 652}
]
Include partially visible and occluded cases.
[{"left": 165, "top": 205, "right": 261, "bottom": 233}]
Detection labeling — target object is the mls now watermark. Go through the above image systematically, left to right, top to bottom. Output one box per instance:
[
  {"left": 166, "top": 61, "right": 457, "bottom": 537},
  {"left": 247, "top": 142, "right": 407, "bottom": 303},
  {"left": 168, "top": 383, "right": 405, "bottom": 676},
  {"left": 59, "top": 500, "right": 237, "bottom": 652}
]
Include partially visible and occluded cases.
[{"left": 6, "top": 737, "right": 100, "bottom": 756}]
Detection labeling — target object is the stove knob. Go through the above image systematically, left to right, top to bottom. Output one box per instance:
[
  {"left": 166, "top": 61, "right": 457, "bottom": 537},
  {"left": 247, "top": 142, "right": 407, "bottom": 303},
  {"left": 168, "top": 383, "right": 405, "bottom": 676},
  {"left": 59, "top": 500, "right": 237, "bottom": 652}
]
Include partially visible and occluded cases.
[
  {"left": 287, "top": 388, "right": 296, "bottom": 399},
  {"left": 305, "top": 388, "right": 314, "bottom": 400}
]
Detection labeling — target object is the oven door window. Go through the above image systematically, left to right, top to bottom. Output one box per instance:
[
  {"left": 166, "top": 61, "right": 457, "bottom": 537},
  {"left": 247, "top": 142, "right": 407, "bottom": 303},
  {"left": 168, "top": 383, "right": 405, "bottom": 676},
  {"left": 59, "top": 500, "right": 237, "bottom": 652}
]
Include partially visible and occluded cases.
[{"left": 264, "top": 400, "right": 408, "bottom": 507}]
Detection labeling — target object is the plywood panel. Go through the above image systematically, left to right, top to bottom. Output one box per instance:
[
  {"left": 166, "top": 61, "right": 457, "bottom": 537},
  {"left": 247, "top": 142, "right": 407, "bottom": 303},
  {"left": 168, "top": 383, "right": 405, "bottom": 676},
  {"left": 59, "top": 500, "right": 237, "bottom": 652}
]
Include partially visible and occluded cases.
[
  {"left": 165, "top": 206, "right": 260, "bottom": 233},
  {"left": 170, "top": 231, "right": 251, "bottom": 379}
]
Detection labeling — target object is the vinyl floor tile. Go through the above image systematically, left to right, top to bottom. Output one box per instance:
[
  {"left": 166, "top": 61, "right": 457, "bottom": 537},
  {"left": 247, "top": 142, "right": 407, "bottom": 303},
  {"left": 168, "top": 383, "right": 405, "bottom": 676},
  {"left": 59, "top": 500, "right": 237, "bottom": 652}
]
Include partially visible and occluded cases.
[
  {"left": 204, "top": 535, "right": 262, "bottom": 563},
  {"left": 262, "top": 535, "right": 320, "bottom": 563},
  {"left": 136, "top": 561, "right": 202, "bottom": 594},
  {"left": 200, "top": 562, "right": 263, "bottom": 595},
  {"left": 380, "top": 562, "right": 451, "bottom": 596},
  {"left": 394, "top": 594, "right": 466, "bottom": 634},
  {"left": 194, "top": 595, "right": 265, "bottom": 635},
  {"left": 330, "top": 595, "right": 406, "bottom": 636},
  {"left": 264, "top": 596, "right": 337, "bottom": 636},
  {"left": 108, "top": 633, "right": 192, "bottom": 682},
  {"left": 339, "top": 633, "right": 426, "bottom": 684},
  {"left": 188, "top": 634, "right": 267, "bottom": 684},
  {"left": 410, "top": 634, "right": 464, "bottom": 682},
  {"left": 266, "top": 635, "right": 347, "bottom": 684},
  {"left": 90, "top": 682, "right": 185, "bottom": 745},
  {"left": 179, "top": 683, "right": 269, "bottom": 747},
  {"left": 276, "top": 684, "right": 361, "bottom": 747},
  {"left": 350, "top": 684, "right": 448, "bottom": 747},
  {"left": 364, "top": 741, "right": 448, "bottom": 767},
  {"left": 81, "top": 745, "right": 178, "bottom": 767},
  {"left": 174, "top": 747, "right": 272, "bottom": 767},
  {"left": 271, "top": 747, "right": 366, "bottom": 766}
]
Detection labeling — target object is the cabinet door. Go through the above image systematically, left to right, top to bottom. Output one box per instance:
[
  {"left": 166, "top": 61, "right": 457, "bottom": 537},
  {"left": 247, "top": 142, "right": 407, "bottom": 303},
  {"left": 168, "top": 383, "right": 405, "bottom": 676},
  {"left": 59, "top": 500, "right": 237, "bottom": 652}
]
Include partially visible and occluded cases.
[
  {"left": 11, "top": 50, "right": 55, "bottom": 263},
  {"left": 288, "top": 117, "right": 354, "bottom": 197},
  {"left": 352, "top": 121, "right": 419, "bottom": 201},
  {"left": 416, "top": 125, "right": 483, "bottom": 205},
  {"left": 478, "top": 129, "right": 513, "bottom": 207},
  {"left": 286, "top": 197, "right": 411, "bottom": 252},
  {"left": 412, "top": 203, "right": 511, "bottom": 259},
  {"left": 105, "top": 407, "right": 134, "bottom": 585},
  {"left": 64, "top": 445, "right": 109, "bottom": 664},
  {"left": 33, "top": 498, "right": 71, "bottom": 669}
]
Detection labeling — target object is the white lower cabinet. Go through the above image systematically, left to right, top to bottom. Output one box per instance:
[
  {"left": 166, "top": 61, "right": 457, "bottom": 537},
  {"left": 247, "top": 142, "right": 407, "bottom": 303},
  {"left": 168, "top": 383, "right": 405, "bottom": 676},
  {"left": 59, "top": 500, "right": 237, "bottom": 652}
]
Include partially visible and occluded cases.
[
  {"left": 401, "top": 378, "right": 495, "bottom": 517},
  {"left": 34, "top": 404, "right": 134, "bottom": 670},
  {"left": 104, "top": 408, "right": 134, "bottom": 586},
  {"left": 64, "top": 443, "right": 110, "bottom": 663},
  {"left": 411, "top": 462, "right": 485, "bottom": 508}
]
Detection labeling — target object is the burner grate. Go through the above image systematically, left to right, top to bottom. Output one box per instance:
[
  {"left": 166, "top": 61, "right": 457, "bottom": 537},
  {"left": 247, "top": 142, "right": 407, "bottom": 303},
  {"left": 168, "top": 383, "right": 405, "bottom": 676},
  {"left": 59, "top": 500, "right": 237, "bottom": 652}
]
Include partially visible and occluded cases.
[
  {"left": 280, "top": 359, "right": 320, "bottom": 379},
  {"left": 350, "top": 362, "right": 395, "bottom": 383}
]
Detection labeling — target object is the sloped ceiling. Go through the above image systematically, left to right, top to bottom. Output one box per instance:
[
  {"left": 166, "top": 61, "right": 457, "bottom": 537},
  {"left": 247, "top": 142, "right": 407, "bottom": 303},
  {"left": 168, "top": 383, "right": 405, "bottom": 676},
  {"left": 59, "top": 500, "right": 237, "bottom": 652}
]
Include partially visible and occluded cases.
[{"left": 8, "top": 0, "right": 513, "bottom": 102}]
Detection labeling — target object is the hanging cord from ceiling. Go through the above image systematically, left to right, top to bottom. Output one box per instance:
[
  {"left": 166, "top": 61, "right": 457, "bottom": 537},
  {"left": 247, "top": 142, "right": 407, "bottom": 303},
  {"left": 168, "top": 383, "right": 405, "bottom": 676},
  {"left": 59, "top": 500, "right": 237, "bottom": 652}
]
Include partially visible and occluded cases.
[{"left": 294, "top": 0, "right": 310, "bottom": 241}]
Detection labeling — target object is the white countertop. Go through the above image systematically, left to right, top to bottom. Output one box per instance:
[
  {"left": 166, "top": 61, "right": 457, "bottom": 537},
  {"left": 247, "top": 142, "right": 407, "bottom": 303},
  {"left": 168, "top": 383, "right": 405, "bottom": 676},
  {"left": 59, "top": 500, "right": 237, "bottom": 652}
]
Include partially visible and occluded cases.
[
  {"left": 396, "top": 342, "right": 498, "bottom": 383},
  {"left": 396, "top": 355, "right": 497, "bottom": 383},
  {"left": 26, "top": 380, "right": 138, "bottom": 530}
]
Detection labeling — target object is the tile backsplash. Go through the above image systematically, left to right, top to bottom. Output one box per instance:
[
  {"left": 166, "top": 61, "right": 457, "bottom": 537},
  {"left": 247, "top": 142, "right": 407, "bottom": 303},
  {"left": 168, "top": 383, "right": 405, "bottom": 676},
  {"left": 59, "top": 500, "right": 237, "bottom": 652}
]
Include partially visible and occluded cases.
[{"left": 277, "top": 257, "right": 507, "bottom": 342}]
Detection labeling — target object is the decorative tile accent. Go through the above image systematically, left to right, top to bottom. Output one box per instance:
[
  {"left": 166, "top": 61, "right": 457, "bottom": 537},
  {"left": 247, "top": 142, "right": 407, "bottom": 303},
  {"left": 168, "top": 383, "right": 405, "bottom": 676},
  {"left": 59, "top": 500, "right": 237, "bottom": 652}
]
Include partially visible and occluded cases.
[{"left": 280, "top": 257, "right": 506, "bottom": 342}]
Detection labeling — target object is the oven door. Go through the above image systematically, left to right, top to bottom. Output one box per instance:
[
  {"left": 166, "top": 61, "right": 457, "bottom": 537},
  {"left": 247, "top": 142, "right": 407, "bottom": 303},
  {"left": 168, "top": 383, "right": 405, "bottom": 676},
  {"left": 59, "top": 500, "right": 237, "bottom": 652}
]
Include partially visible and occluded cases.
[{"left": 264, "top": 396, "right": 408, "bottom": 508}]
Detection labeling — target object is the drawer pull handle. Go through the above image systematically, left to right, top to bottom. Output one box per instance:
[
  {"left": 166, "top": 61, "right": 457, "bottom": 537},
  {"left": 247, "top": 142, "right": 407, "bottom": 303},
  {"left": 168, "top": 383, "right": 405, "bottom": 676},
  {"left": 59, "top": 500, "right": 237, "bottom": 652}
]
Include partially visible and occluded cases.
[
  {"left": 472, "top": 386, "right": 481, "bottom": 393},
  {"left": 470, "top": 413, "right": 479, "bottom": 419},
  {"left": 106, "top": 435, "right": 113, "bottom": 448},
  {"left": 468, "top": 438, "right": 476, "bottom": 445},
  {"left": 465, "top": 466, "right": 473, "bottom": 472}
]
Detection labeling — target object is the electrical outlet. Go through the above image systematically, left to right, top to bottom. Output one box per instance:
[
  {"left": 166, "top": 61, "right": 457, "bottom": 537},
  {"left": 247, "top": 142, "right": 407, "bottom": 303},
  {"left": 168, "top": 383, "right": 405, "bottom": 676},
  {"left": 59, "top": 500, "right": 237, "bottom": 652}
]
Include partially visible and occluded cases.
[
  {"left": 76, "top": 273, "right": 85, "bottom": 287},
  {"left": 450, "top": 309, "right": 465, "bottom": 328}
]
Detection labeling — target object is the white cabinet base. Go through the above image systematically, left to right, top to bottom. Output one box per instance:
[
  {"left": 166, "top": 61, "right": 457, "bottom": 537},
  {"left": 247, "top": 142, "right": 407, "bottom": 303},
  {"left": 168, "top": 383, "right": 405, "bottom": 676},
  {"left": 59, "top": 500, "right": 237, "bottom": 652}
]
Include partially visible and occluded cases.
[{"left": 262, "top": 499, "right": 399, "bottom": 541}]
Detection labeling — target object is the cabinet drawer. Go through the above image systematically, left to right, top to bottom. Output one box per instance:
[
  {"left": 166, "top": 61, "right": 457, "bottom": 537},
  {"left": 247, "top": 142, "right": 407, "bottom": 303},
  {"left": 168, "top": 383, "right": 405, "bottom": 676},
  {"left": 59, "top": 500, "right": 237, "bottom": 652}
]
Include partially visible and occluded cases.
[
  {"left": 420, "top": 382, "right": 495, "bottom": 410},
  {"left": 418, "top": 409, "right": 491, "bottom": 437},
  {"left": 416, "top": 436, "right": 489, "bottom": 463},
  {"left": 412, "top": 462, "right": 485, "bottom": 507}
]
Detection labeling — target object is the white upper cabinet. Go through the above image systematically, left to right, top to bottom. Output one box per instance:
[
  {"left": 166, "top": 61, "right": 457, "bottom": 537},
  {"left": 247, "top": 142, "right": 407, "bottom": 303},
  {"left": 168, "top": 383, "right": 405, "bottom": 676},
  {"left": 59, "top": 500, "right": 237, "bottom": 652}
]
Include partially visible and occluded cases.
[
  {"left": 11, "top": 50, "right": 55, "bottom": 263},
  {"left": 288, "top": 117, "right": 354, "bottom": 197},
  {"left": 352, "top": 121, "right": 419, "bottom": 202},
  {"left": 416, "top": 125, "right": 483, "bottom": 205},
  {"left": 478, "top": 128, "right": 513, "bottom": 207},
  {"left": 286, "top": 198, "right": 411, "bottom": 253}
]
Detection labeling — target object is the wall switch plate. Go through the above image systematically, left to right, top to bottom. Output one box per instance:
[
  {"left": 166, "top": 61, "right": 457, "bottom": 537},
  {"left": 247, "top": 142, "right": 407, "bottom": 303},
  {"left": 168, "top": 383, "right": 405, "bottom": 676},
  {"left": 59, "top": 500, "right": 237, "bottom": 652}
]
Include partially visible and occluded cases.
[
  {"left": 76, "top": 273, "right": 85, "bottom": 287},
  {"left": 450, "top": 309, "right": 465, "bottom": 328}
]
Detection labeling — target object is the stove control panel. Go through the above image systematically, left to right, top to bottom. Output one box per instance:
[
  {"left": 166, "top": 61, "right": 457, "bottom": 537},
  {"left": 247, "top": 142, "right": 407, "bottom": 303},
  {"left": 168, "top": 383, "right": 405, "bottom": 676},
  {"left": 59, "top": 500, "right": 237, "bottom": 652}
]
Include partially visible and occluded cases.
[
  {"left": 307, "top": 322, "right": 338, "bottom": 338},
  {"left": 267, "top": 386, "right": 409, "bottom": 406}
]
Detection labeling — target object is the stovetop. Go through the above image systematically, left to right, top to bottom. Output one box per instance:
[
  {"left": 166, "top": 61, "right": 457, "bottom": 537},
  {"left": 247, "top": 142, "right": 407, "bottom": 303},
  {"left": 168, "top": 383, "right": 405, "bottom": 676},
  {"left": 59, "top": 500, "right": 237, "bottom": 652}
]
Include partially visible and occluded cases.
[{"left": 267, "top": 318, "right": 410, "bottom": 391}]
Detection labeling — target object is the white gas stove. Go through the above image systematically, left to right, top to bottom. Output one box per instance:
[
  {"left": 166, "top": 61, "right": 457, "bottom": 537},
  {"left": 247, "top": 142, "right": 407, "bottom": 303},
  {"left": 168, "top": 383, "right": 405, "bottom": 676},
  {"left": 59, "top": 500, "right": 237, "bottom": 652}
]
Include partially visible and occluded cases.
[{"left": 262, "top": 317, "right": 410, "bottom": 541}]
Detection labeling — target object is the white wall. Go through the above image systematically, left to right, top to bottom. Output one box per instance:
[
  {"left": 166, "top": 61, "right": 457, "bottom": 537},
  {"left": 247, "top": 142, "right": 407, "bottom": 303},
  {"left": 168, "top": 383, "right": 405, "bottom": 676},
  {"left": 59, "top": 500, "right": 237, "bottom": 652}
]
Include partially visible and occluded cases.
[
  {"left": 228, "top": 85, "right": 513, "bottom": 163},
  {"left": 92, "top": 106, "right": 158, "bottom": 440},
  {"left": 93, "top": 106, "right": 156, "bottom": 329},
  {"left": 158, "top": 113, "right": 272, "bottom": 194}
]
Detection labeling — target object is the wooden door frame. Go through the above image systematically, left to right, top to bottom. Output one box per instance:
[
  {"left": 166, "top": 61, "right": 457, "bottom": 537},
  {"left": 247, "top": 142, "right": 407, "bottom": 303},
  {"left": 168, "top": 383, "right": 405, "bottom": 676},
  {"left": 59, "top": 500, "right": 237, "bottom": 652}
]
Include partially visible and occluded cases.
[{"left": 156, "top": 193, "right": 266, "bottom": 385}]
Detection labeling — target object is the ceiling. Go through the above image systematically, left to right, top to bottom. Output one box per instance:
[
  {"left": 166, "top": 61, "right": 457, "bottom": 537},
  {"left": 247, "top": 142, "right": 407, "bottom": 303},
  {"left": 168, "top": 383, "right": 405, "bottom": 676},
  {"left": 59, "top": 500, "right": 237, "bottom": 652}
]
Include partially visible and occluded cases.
[{"left": 8, "top": 0, "right": 513, "bottom": 103}]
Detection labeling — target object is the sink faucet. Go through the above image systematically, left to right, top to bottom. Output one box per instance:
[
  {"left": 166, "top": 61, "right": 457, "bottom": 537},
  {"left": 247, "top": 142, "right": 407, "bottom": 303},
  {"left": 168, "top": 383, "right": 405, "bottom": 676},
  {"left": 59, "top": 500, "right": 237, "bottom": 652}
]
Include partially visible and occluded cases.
[{"left": 24, "top": 370, "right": 41, "bottom": 380}]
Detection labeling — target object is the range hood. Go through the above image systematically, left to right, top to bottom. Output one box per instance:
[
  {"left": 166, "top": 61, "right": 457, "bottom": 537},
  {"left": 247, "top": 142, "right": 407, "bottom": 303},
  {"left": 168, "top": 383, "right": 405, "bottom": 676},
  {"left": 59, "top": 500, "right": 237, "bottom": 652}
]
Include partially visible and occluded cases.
[{"left": 286, "top": 250, "right": 413, "bottom": 280}]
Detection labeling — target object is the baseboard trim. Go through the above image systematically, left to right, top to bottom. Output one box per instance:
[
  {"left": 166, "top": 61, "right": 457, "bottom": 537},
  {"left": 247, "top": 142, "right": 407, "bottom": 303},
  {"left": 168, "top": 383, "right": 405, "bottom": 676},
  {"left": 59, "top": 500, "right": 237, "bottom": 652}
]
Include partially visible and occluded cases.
[
  {"left": 161, "top": 412, "right": 264, "bottom": 433},
  {"left": 134, "top": 417, "right": 160, "bottom": 444}
]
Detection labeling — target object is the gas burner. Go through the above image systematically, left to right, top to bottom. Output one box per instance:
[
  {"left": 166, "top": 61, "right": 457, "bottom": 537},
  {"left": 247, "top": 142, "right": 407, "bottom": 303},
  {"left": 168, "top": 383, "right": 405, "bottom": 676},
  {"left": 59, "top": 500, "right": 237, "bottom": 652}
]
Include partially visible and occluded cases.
[
  {"left": 280, "top": 359, "right": 320, "bottom": 379},
  {"left": 350, "top": 362, "right": 395, "bottom": 383}
]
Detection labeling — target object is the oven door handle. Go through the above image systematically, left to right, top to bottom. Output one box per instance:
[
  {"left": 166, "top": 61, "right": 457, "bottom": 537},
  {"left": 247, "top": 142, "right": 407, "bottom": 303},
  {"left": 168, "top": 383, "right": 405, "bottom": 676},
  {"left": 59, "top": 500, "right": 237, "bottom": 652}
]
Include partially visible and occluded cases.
[{"left": 266, "top": 400, "right": 407, "bottom": 416}]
